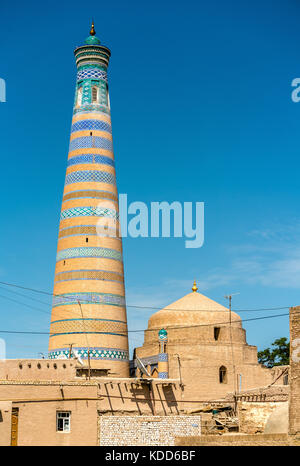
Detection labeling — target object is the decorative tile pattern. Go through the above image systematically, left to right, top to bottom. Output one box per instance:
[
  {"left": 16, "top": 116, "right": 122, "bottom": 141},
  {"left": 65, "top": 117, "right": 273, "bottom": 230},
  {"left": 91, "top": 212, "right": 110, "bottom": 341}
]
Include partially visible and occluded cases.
[
  {"left": 77, "top": 64, "right": 107, "bottom": 71},
  {"left": 77, "top": 68, "right": 107, "bottom": 82},
  {"left": 81, "top": 81, "right": 91, "bottom": 104},
  {"left": 73, "top": 104, "right": 110, "bottom": 116},
  {"left": 71, "top": 119, "right": 111, "bottom": 134},
  {"left": 69, "top": 136, "right": 113, "bottom": 152},
  {"left": 67, "top": 154, "right": 114, "bottom": 167},
  {"left": 65, "top": 170, "right": 116, "bottom": 186},
  {"left": 63, "top": 190, "right": 118, "bottom": 202},
  {"left": 60, "top": 206, "right": 118, "bottom": 220},
  {"left": 56, "top": 246, "right": 123, "bottom": 262},
  {"left": 54, "top": 269, "right": 124, "bottom": 282},
  {"left": 52, "top": 291, "right": 125, "bottom": 308},
  {"left": 50, "top": 318, "right": 127, "bottom": 337},
  {"left": 49, "top": 347, "right": 129, "bottom": 361},
  {"left": 158, "top": 353, "right": 168, "bottom": 362},
  {"left": 158, "top": 372, "right": 168, "bottom": 379}
]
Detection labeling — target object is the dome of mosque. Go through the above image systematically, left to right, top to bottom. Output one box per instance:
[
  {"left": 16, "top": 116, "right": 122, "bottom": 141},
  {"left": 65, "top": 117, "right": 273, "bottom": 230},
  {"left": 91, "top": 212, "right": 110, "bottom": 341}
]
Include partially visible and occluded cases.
[{"left": 148, "top": 283, "right": 242, "bottom": 330}]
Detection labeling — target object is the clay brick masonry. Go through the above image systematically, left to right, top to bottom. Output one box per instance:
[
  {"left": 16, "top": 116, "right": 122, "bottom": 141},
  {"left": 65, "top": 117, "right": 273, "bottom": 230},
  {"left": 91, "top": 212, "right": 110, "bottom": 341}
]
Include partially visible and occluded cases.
[{"left": 99, "top": 416, "right": 201, "bottom": 446}]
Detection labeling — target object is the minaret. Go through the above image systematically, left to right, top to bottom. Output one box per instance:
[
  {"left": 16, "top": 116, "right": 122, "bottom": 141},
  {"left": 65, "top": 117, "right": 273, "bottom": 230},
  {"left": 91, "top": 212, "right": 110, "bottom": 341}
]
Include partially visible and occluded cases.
[
  {"left": 48, "top": 23, "right": 129, "bottom": 377},
  {"left": 157, "top": 329, "right": 169, "bottom": 379}
]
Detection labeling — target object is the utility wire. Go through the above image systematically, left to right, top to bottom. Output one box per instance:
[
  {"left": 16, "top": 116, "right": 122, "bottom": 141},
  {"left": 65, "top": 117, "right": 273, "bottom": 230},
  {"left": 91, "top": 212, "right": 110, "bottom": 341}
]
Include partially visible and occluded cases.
[
  {"left": 0, "top": 280, "right": 294, "bottom": 314},
  {"left": 0, "top": 285, "right": 51, "bottom": 307},
  {"left": 0, "top": 291, "right": 291, "bottom": 325},
  {"left": 0, "top": 294, "right": 50, "bottom": 316},
  {"left": 0, "top": 311, "right": 292, "bottom": 336}
]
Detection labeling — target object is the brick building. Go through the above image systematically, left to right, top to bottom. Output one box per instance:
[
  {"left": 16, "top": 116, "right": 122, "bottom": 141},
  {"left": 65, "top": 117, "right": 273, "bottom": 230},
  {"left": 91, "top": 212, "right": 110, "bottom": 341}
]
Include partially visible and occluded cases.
[
  {"left": 0, "top": 23, "right": 295, "bottom": 446},
  {"left": 135, "top": 284, "right": 274, "bottom": 402}
]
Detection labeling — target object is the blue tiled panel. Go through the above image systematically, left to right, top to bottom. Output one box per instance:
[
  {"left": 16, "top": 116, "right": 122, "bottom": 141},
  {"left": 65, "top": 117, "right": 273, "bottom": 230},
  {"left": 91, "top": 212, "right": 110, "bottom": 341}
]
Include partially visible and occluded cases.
[
  {"left": 77, "top": 68, "right": 107, "bottom": 81},
  {"left": 71, "top": 119, "right": 112, "bottom": 133},
  {"left": 69, "top": 136, "right": 113, "bottom": 152},
  {"left": 67, "top": 154, "right": 114, "bottom": 167},
  {"left": 65, "top": 170, "right": 116, "bottom": 185},
  {"left": 60, "top": 206, "right": 118, "bottom": 220},
  {"left": 56, "top": 247, "right": 122, "bottom": 262},
  {"left": 52, "top": 292, "right": 125, "bottom": 308},
  {"left": 49, "top": 347, "right": 129, "bottom": 361},
  {"left": 158, "top": 353, "right": 168, "bottom": 362},
  {"left": 158, "top": 372, "right": 168, "bottom": 379}
]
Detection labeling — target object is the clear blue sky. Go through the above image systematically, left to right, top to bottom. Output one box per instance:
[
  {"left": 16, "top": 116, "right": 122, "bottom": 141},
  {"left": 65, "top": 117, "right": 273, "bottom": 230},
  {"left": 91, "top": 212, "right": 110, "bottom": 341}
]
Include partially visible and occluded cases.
[{"left": 1, "top": 0, "right": 300, "bottom": 359}]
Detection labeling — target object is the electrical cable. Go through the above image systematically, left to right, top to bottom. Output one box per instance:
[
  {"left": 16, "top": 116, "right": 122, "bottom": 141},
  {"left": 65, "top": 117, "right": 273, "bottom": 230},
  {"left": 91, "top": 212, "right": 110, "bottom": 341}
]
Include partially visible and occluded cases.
[{"left": 0, "top": 279, "right": 294, "bottom": 313}]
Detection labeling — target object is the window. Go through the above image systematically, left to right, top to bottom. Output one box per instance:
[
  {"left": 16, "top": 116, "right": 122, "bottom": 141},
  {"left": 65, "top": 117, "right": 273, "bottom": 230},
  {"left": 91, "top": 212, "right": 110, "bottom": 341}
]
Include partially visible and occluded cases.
[
  {"left": 106, "top": 83, "right": 111, "bottom": 109},
  {"left": 92, "top": 86, "right": 98, "bottom": 103},
  {"left": 77, "top": 87, "right": 83, "bottom": 107},
  {"left": 214, "top": 327, "right": 220, "bottom": 341},
  {"left": 219, "top": 366, "right": 227, "bottom": 384},
  {"left": 56, "top": 412, "right": 71, "bottom": 432}
]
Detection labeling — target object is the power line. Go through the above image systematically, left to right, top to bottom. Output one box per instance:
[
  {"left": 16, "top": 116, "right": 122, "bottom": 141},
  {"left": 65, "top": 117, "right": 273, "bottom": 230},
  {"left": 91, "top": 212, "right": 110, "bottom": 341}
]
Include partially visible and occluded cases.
[
  {"left": 0, "top": 277, "right": 294, "bottom": 337},
  {"left": 0, "top": 280, "right": 294, "bottom": 314},
  {"left": 0, "top": 285, "right": 51, "bottom": 307},
  {"left": 0, "top": 289, "right": 291, "bottom": 328},
  {"left": 0, "top": 294, "right": 50, "bottom": 316},
  {"left": 0, "top": 310, "right": 292, "bottom": 336}
]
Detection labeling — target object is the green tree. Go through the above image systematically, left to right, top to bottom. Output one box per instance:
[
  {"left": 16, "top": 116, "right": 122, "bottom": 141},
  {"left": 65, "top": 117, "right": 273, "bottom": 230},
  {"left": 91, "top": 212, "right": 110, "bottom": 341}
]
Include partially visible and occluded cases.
[{"left": 258, "top": 337, "right": 290, "bottom": 368}]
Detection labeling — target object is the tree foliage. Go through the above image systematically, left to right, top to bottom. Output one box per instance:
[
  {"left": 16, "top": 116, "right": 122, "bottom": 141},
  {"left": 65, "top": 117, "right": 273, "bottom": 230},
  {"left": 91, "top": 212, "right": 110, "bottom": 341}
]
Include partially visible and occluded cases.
[{"left": 257, "top": 337, "right": 290, "bottom": 368}]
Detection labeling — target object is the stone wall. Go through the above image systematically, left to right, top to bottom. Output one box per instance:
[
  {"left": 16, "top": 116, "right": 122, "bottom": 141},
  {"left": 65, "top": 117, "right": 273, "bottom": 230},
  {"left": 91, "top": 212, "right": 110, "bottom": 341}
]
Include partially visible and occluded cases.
[
  {"left": 289, "top": 306, "right": 300, "bottom": 437},
  {"left": 98, "top": 415, "right": 201, "bottom": 446}
]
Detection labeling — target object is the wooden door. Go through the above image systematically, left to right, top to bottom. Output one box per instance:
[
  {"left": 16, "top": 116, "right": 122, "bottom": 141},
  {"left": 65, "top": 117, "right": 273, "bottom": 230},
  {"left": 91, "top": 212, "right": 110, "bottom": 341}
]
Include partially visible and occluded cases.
[{"left": 11, "top": 408, "right": 19, "bottom": 446}]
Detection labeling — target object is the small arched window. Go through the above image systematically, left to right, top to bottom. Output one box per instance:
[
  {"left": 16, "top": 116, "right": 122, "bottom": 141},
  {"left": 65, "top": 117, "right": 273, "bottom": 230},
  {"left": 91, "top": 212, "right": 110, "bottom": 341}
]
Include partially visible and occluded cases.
[
  {"left": 106, "top": 83, "right": 110, "bottom": 109},
  {"left": 92, "top": 86, "right": 98, "bottom": 103},
  {"left": 77, "top": 87, "right": 83, "bottom": 107},
  {"left": 214, "top": 327, "right": 220, "bottom": 341},
  {"left": 219, "top": 366, "right": 227, "bottom": 384}
]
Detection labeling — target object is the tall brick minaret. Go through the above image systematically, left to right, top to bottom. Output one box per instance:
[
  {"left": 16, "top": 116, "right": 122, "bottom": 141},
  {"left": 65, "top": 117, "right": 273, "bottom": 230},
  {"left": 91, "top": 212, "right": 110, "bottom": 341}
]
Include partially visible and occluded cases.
[{"left": 48, "top": 23, "right": 129, "bottom": 377}]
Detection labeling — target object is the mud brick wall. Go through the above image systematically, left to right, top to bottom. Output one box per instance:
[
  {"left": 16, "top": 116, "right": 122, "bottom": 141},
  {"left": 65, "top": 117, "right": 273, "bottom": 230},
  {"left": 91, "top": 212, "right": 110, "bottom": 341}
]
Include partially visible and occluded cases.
[
  {"left": 289, "top": 306, "right": 300, "bottom": 436},
  {"left": 237, "top": 401, "right": 284, "bottom": 434},
  {"left": 98, "top": 415, "right": 201, "bottom": 446},
  {"left": 175, "top": 433, "right": 291, "bottom": 446}
]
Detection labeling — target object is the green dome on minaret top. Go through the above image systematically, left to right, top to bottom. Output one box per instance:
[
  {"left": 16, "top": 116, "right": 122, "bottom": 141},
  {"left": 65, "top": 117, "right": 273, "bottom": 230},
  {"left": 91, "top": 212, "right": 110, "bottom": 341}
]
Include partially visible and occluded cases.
[
  {"left": 84, "top": 21, "right": 101, "bottom": 45},
  {"left": 158, "top": 328, "right": 168, "bottom": 340}
]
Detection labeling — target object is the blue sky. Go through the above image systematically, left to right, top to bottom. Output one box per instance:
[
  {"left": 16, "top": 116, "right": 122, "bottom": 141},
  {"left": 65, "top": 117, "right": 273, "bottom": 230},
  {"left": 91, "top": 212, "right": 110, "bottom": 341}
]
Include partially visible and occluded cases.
[{"left": 1, "top": 0, "right": 300, "bottom": 358}]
